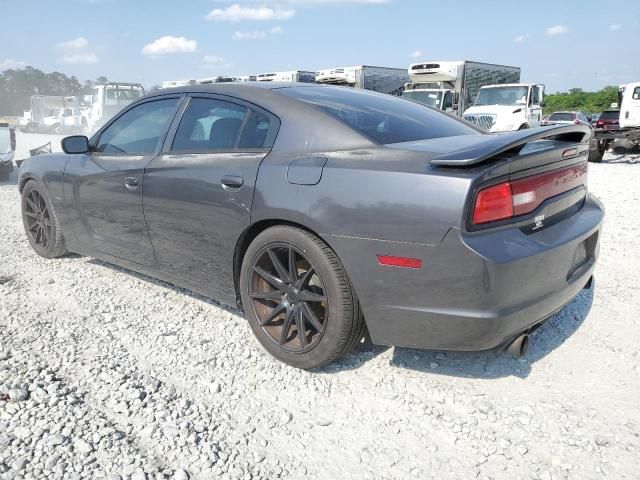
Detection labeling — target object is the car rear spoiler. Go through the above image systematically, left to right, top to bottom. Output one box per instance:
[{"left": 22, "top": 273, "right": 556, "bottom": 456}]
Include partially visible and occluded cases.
[{"left": 430, "top": 125, "right": 591, "bottom": 167}]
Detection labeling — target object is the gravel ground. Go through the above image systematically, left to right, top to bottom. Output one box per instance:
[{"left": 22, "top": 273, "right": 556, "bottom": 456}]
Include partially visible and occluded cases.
[{"left": 1, "top": 133, "right": 639, "bottom": 480}]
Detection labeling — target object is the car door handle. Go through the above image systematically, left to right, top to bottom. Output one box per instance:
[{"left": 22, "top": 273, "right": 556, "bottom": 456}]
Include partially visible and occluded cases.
[
  {"left": 221, "top": 175, "right": 244, "bottom": 190},
  {"left": 124, "top": 177, "right": 139, "bottom": 190}
]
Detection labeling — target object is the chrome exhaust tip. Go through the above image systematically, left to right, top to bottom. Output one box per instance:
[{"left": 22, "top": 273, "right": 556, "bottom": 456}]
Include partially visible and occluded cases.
[{"left": 504, "top": 334, "right": 529, "bottom": 357}]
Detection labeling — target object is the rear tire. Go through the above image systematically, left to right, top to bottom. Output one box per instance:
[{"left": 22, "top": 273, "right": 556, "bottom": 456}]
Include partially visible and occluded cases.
[
  {"left": 21, "top": 180, "right": 68, "bottom": 258},
  {"left": 240, "top": 226, "right": 364, "bottom": 369}
]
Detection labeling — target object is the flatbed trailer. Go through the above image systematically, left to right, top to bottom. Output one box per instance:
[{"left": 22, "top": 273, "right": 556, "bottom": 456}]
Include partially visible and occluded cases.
[{"left": 593, "top": 126, "right": 640, "bottom": 159}]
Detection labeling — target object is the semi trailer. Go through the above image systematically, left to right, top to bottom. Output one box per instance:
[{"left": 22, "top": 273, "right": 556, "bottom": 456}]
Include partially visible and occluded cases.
[
  {"left": 315, "top": 65, "right": 409, "bottom": 96},
  {"left": 256, "top": 71, "right": 316, "bottom": 83}
]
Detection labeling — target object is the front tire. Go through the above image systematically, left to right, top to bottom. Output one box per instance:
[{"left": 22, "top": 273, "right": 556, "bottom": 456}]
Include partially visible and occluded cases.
[
  {"left": 21, "top": 180, "right": 68, "bottom": 258},
  {"left": 240, "top": 226, "right": 364, "bottom": 369}
]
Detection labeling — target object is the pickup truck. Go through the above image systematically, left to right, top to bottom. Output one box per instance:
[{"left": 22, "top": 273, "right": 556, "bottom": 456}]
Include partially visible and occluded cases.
[{"left": 0, "top": 123, "right": 16, "bottom": 180}]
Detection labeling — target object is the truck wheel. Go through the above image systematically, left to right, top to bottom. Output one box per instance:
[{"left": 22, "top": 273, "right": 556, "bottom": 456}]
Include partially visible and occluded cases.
[
  {"left": 518, "top": 124, "right": 530, "bottom": 130},
  {"left": 588, "top": 146, "right": 604, "bottom": 163},
  {"left": 240, "top": 226, "right": 364, "bottom": 369}
]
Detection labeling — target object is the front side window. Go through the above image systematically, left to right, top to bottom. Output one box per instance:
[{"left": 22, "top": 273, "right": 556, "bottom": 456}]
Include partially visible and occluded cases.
[
  {"left": 280, "top": 86, "right": 477, "bottom": 144},
  {"left": 633, "top": 87, "right": 640, "bottom": 100},
  {"left": 96, "top": 98, "right": 179, "bottom": 154},
  {"left": 172, "top": 98, "right": 248, "bottom": 151}
]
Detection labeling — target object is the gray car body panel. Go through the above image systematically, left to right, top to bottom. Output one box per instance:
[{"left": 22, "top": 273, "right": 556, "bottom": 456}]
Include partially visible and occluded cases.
[{"left": 18, "top": 83, "right": 604, "bottom": 352}]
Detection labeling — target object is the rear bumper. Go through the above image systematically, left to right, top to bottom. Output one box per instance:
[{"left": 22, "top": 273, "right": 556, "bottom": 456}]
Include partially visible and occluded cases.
[{"left": 326, "top": 194, "right": 604, "bottom": 351}]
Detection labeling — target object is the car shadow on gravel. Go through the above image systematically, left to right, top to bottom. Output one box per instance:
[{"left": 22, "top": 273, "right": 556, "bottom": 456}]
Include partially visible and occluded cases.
[
  {"left": 602, "top": 152, "right": 640, "bottom": 164},
  {"left": 331, "top": 282, "right": 595, "bottom": 379}
]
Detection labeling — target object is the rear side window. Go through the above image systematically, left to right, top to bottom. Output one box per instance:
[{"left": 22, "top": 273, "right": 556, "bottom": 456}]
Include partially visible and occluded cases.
[
  {"left": 279, "top": 86, "right": 478, "bottom": 144},
  {"left": 172, "top": 98, "right": 248, "bottom": 151},
  {"left": 238, "top": 111, "right": 271, "bottom": 148}
]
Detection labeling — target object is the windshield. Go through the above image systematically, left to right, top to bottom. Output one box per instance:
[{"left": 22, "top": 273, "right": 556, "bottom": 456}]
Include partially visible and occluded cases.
[
  {"left": 105, "top": 86, "right": 145, "bottom": 106},
  {"left": 280, "top": 86, "right": 477, "bottom": 144},
  {"left": 474, "top": 86, "right": 528, "bottom": 106},
  {"left": 401, "top": 90, "right": 443, "bottom": 109},
  {"left": 549, "top": 112, "right": 575, "bottom": 121},
  {"left": 0, "top": 129, "right": 11, "bottom": 153}
]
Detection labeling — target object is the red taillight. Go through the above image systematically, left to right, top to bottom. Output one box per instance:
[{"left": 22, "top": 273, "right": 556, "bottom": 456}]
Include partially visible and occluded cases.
[
  {"left": 573, "top": 119, "right": 580, "bottom": 124},
  {"left": 596, "top": 120, "right": 604, "bottom": 127},
  {"left": 472, "top": 163, "right": 588, "bottom": 225},
  {"left": 472, "top": 183, "right": 514, "bottom": 224},
  {"left": 377, "top": 255, "right": 422, "bottom": 269}
]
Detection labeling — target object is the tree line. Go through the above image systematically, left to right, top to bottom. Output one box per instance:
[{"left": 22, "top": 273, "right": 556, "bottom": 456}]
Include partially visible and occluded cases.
[
  {"left": 0, "top": 66, "right": 109, "bottom": 116},
  {"left": 0, "top": 66, "right": 623, "bottom": 117},
  {"left": 543, "top": 86, "right": 620, "bottom": 114}
]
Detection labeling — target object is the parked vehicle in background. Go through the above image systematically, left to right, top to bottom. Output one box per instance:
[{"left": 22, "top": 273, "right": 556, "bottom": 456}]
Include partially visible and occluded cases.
[
  {"left": 402, "top": 60, "right": 520, "bottom": 114},
  {"left": 316, "top": 65, "right": 408, "bottom": 96},
  {"left": 256, "top": 71, "right": 316, "bottom": 83},
  {"left": 197, "top": 76, "right": 257, "bottom": 84},
  {"left": 160, "top": 79, "right": 196, "bottom": 89},
  {"left": 619, "top": 81, "right": 640, "bottom": 128},
  {"left": 86, "top": 82, "right": 145, "bottom": 134},
  {"left": 18, "top": 83, "right": 603, "bottom": 368},
  {"left": 463, "top": 83, "right": 545, "bottom": 132},
  {"left": 22, "top": 96, "right": 65, "bottom": 132},
  {"left": 594, "top": 110, "right": 620, "bottom": 131},
  {"left": 542, "top": 111, "right": 591, "bottom": 126},
  {"left": 0, "top": 123, "right": 16, "bottom": 180}
]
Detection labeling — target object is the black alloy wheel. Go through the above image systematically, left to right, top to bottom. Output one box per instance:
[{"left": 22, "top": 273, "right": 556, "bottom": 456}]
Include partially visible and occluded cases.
[
  {"left": 24, "top": 189, "right": 53, "bottom": 250},
  {"left": 249, "top": 243, "right": 328, "bottom": 353}
]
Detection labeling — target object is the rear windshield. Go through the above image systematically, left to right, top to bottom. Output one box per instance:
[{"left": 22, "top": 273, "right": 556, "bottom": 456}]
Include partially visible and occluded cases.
[
  {"left": 279, "top": 86, "right": 478, "bottom": 144},
  {"left": 599, "top": 110, "right": 619, "bottom": 120},
  {"left": 549, "top": 112, "right": 575, "bottom": 121}
]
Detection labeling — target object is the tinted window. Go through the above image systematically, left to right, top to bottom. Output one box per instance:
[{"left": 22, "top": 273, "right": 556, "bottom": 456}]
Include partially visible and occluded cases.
[
  {"left": 280, "top": 86, "right": 477, "bottom": 144},
  {"left": 633, "top": 87, "right": 640, "bottom": 99},
  {"left": 97, "top": 98, "right": 179, "bottom": 154},
  {"left": 172, "top": 98, "right": 248, "bottom": 151},
  {"left": 238, "top": 111, "right": 271, "bottom": 148},
  {"left": 599, "top": 111, "right": 619, "bottom": 120},
  {"left": 549, "top": 112, "right": 575, "bottom": 121}
]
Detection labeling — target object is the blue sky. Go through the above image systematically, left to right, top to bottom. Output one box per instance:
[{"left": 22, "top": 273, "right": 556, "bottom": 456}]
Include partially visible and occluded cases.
[{"left": 2, "top": 0, "right": 638, "bottom": 92}]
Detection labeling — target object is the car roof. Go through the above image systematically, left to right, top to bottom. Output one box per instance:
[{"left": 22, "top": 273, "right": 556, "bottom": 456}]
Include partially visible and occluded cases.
[{"left": 551, "top": 111, "right": 580, "bottom": 114}]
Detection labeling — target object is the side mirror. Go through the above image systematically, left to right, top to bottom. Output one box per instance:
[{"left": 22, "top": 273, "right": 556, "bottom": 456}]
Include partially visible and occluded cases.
[{"left": 62, "top": 135, "right": 90, "bottom": 154}]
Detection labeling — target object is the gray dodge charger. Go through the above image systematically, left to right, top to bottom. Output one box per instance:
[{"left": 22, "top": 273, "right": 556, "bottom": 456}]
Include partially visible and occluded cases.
[{"left": 18, "top": 83, "right": 603, "bottom": 369}]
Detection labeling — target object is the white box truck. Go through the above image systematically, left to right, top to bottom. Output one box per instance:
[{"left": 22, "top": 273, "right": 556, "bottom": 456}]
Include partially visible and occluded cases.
[
  {"left": 402, "top": 60, "right": 520, "bottom": 114},
  {"left": 315, "top": 65, "right": 409, "bottom": 96},
  {"left": 256, "top": 71, "right": 316, "bottom": 83},
  {"left": 619, "top": 81, "right": 640, "bottom": 129}
]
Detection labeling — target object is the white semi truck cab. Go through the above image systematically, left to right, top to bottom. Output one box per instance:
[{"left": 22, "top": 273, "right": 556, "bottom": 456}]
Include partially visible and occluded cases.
[
  {"left": 619, "top": 81, "right": 640, "bottom": 128},
  {"left": 87, "top": 83, "right": 145, "bottom": 134},
  {"left": 463, "top": 83, "right": 544, "bottom": 132}
]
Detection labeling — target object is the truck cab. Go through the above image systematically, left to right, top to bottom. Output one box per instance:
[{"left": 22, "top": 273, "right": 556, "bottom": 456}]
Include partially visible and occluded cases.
[
  {"left": 619, "top": 82, "right": 640, "bottom": 128},
  {"left": 87, "top": 83, "right": 145, "bottom": 134},
  {"left": 463, "top": 83, "right": 544, "bottom": 132},
  {"left": 402, "top": 87, "right": 456, "bottom": 111}
]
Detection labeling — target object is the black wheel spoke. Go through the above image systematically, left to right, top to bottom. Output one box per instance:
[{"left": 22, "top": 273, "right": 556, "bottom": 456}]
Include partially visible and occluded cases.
[
  {"left": 26, "top": 195, "right": 39, "bottom": 212},
  {"left": 25, "top": 211, "right": 39, "bottom": 219},
  {"left": 267, "top": 248, "right": 290, "bottom": 284},
  {"left": 288, "top": 248, "right": 297, "bottom": 284},
  {"left": 253, "top": 266, "right": 283, "bottom": 289},
  {"left": 297, "top": 267, "right": 315, "bottom": 289},
  {"left": 251, "top": 290, "right": 282, "bottom": 301},
  {"left": 299, "top": 290, "right": 326, "bottom": 303},
  {"left": 301, "top": 302, "right": 324, "bottom": 333},
  {"left": 261, "top": 303, "right": 286, "bottom": 326},
  {"left": 280, "top": 308, "right": 295, "bottom": 345},
  {"left": 295, "top": 308, "right": 307, "bottom": 348}
]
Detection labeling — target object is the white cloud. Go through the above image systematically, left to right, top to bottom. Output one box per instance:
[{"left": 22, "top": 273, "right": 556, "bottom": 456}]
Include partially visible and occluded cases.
[
  {"left": 206, "top": 4, "right": 295, "bottom": 21},
  {"left": 545, "top": 24, "right": 569, "bottom": 36},
  {"left": 609, "top": 24, "right": 622, "bottom": 31},
  {"left": 270, "top": 25, "right": 283, "bottom": 34},
  {"left": 233, "top": 30, "right": 268, "bottom": 40},
  {"left": 514, "top": 33, "right": 531, "bottom": 43},
  {"left": 142, "top": 36, "right": 198, "bottom": 55},
  {"left": 57, "top": 37, "right": 89, "bottom": 50},
  {"left": 57, "top": 37, "right": 98, "bottom": 64},
  {"left": 409, "top": 50, "right": 422, "bottom": 58},
  {"left": 203, "top": 55, "right": 226, "bottom": 64},
  {"left": 0, "top": 59, "right": 28, "bottom": 69}
]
